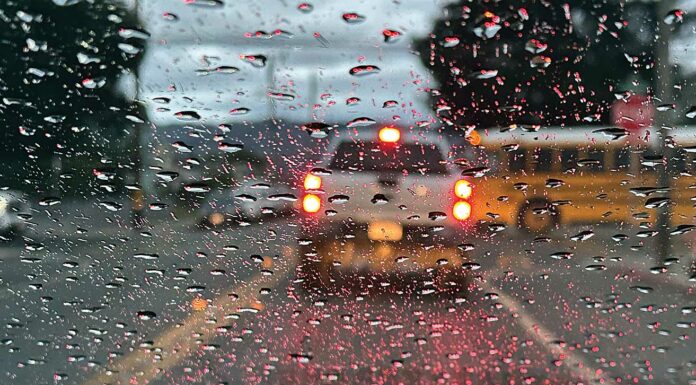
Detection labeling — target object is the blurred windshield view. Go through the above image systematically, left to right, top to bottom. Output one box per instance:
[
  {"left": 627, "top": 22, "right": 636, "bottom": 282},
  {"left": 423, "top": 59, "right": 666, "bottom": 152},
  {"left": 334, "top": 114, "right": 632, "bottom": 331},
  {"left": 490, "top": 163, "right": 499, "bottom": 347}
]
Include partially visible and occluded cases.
[{"left": 2, "top": 0, "right": 696, "bottom": 384}]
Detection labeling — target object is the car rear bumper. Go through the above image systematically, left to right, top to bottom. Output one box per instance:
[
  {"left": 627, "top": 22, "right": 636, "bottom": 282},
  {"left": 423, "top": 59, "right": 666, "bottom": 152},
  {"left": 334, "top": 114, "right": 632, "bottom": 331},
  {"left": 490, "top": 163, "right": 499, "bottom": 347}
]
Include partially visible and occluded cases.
[{"left": 299, "top": 218, "right": 476, "bottom": 247}]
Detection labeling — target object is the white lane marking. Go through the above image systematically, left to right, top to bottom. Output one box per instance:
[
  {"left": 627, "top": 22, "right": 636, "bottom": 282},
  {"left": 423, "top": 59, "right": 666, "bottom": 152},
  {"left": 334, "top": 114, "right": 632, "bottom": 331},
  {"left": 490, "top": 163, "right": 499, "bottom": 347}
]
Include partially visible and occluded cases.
[{"left": 479, "top": 279, "right": 618, "bottom": 385}]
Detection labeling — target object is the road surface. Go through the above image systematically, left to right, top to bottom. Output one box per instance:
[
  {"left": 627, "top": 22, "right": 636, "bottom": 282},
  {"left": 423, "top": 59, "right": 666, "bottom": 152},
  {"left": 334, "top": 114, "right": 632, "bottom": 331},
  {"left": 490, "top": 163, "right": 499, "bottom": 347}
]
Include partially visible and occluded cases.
[{"left": 1, "top": 214, "right": 695, "bottom": 384}]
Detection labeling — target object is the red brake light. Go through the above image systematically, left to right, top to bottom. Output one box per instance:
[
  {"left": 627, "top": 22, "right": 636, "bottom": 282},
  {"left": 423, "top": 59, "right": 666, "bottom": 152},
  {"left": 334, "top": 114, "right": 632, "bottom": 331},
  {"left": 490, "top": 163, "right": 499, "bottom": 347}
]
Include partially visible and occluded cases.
[
  {"left": 378, "top": 127, "right": 400, "bottom": 143},
  {"left": 304, "top": 173, "right": 322, "bottom": 190},
  {"left": 454, "top": 179, "right": 472, "bottom": 199},
  {"left": 302, "top": 194, "right": 321, "bottom": 213},
  {"left": 452, "top": 201, "right": 471, "bottom": 221}
]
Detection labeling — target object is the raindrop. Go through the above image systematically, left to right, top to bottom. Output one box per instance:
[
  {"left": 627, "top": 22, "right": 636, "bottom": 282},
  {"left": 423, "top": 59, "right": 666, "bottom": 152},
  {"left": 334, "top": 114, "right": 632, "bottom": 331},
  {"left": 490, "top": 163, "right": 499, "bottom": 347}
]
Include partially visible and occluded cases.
[
  {"left": 185, "top": 0, "right": 224, "bottom": 7},
  {"left": 297, "top": 3, "right": 313, "bottom": 13},
  {"left": 664, "top": 9, "right": 685, "bottom": 25},
  {"left": 162, "top": 12, "right": 179, "bottom": 21},
  {"left": 342, "top": 12, "right": 365, "bottom": 23},
  {"left": 118, "top": 28, "right": 151, "bottom": 40},
  {"left": 382, "top": 29, "right": 402, "bottom": 43},
  {"left": 441, "top": 36, "right": 460, "bottom": 48},
  {"left": 525, "top": 39, "right": 548, "bottom": 54},
  {"left": 240, "top": 54, "right": 267, "bottom": 68},
  {"left": 530, "top": 55, "right": 551, "bottom": 68},
  {"left": 349, "top": 65, "right": 380, "bottom": 76},
  {"left": 195, "top": 66, "right": 239, "bottom": 75},
  {"left": 472, "top": 70, "right": 498, "bottom": 79},
  {"left": 267, "top": 92, "right": 295, "bottom": 101},
  {"left": 346, "top": 97, "right": 361, "bottom": 106},
  {"left": 656, "top": 104, "right": 675, "bottom": 112},
  {"left": 686, "top": 106, "right": 696, "bottom": 119},
  {"left": 229, "top": 107, "right": 250, "bottom": 115},
  {"left": 175, "top": 111, "right": 201, "bottom": 121},
  {"left": 347, "top": 117, "right": 376, "bottom": 128},
  {"left": 302, "top": 122, "right": 334, "bottom": 138},
  {"left": 593, "top": 127, "right": 628, "bottom": 140},
  {"left": 172, "top": 141, "right": 193, "bottom": 153},
  {"left": 218, "top": 142, "right": 244, "bottom": 153},
  {"left": 461, "top": 166, "right": 489, "bottom": 177},
  {"left": 155, "top": 171, "right": 179, "bottom": 182},
  {"left": 545, "top": 178, "right": 564, "bottom": 188},
  {"left": 184, "top": 183, "right": 210, "bottom": 193},
  {"left": 268, "top": 193, "right": 297, "bottom": 202},
  {"left": 371, "top": 194, "right": 389, "bottom": 205},
  {"left": 328, "top": 195, "right": 349, "bottom": 204},
  {"left": 39, "top": 197, "right": 61, "bottom": 206},
  {"left": 645, "top": 197, "right": 669, "bottom": 209},
  {"left": 99, "top": 202, "right": 122, "bottom": 212},
  {"left": 428, "top": 211, "right": 447, "bottom": 221},
  {"left": 671, "top": 224, "right": 696, "bottom": 235},
  {"left": 571, "top": 230, "right": 594, "bottom": 241},
  {"left": 550, "top": 251, "right": 573, "bottom": 260},
  {"left": 134, "top": 253, "right": 159, "bottom": 260},
  {"left": 585, "top": 265, "right": 607, "bottom": 271},
  {"left": 630, "top": 285, "right": 653, "bottom": 294},
  {"left": 186, "top": 286, "right": 206, "bottom": 293},
  {"left": 136, "top": 311, "right": 156, "bottom": 320}
]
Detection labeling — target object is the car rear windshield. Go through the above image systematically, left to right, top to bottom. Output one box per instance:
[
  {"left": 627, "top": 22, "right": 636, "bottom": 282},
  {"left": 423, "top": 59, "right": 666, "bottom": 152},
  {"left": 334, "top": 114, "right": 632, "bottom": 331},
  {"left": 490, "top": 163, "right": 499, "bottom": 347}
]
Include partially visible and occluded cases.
[{"left": 329, "top": 141, "right": 448, "bottom": 174}]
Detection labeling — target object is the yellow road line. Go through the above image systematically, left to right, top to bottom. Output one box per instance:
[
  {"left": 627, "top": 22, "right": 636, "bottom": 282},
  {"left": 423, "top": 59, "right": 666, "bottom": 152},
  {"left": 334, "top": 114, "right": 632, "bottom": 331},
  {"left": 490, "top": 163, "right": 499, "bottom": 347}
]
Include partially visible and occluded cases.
[{"left": 83, "top": 246, "right": 297, "bottom": 385}]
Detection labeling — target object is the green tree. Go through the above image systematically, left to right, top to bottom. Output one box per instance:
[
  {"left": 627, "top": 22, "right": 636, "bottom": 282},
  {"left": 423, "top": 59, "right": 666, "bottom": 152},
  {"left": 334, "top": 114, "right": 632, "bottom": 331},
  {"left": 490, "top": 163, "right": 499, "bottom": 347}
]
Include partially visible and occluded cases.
[
  {"left": 0, "top": 0, "right": 141, "bottom": 195},
  {"left": 417, "top": 0, "right": 657, "bottom": 129}
]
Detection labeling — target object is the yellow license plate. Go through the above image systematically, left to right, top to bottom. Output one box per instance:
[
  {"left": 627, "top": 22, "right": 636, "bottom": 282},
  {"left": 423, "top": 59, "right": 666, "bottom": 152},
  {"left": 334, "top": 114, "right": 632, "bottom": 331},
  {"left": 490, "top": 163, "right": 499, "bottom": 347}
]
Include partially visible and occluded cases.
[{"left": 367, "top": 221, "right": 403, "bottom": 241}]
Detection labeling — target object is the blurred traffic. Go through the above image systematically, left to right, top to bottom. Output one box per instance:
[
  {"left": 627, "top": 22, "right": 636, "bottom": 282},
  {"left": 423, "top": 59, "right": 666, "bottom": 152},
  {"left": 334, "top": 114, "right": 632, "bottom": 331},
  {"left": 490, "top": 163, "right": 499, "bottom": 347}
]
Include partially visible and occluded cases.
[{"left": 2, "top": 1, "right": 696, "bottom": 385}]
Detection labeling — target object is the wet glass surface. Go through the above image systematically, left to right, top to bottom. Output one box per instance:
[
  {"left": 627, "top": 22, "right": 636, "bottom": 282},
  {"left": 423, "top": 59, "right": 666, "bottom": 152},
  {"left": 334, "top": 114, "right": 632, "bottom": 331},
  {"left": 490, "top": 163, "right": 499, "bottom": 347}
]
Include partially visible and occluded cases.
[{"left": 1, "top": 1, "right": 696, "bottom": 384}]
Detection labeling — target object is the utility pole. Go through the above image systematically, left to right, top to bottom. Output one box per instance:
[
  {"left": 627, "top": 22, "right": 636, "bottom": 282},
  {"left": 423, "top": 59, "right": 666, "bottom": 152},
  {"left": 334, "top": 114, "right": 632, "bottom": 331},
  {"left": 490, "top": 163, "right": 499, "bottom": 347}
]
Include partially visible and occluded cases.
[
  {"left": 130, "top": 0, "right": 145, "bottom": 228},
  {"left": 654, "top": 0, "right": 675, "bottom": 263}
]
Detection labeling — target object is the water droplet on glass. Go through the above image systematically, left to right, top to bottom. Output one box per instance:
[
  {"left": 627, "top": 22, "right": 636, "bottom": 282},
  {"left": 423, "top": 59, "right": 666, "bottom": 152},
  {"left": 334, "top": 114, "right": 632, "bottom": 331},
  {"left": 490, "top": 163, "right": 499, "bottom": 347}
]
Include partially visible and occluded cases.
[
  {"left": 664, "top": 9, "right": 685, "bottom": 25},
  {"left": 342, "top": 12, "right": 365, "bottom": 23},
  {"left": 240, "top": 54, "right": 267, "bottom": 68},
  {"left": 349, "top": 65, "right": 380, "bottom": 77},
  {"left": 346, "top": 117, "right": 376, "bottom": 128},
  {"left": 218, "top": 142, "right": 244, "bottom": 153},
  {"left": 136, "top": 311, "right": 156, "bottom": 320}
]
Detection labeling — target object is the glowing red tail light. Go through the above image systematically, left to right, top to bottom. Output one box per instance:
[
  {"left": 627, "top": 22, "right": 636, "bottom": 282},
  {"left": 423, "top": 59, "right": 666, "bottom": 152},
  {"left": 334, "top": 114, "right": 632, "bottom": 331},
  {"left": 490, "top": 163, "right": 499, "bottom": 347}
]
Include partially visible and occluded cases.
[
  {"left": 378, "top": 127, "right": 400, "bottom": 143},
  {"left": 302, "top": 172, "right": 322, "bottom": 213},
  {"left": 304, "top": 173, "right": 322, "bottom": 190},
  {"left": 453, "top": 179, "right": 472, "bottom": 221},
  {"left": 454, "top": 179, "right": 472, "bottom": 199},
  {"left": 302, "top": 194, "right": 321, "bottom": 213},
  {"left": 452, "top": 201, "right": 471, "bottom": 221}
]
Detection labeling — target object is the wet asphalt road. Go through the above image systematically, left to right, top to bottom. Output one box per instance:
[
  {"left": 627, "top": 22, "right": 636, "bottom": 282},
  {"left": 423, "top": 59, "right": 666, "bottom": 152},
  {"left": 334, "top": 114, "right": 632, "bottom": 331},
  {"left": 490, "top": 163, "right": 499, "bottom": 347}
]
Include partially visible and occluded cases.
[{"left": 1, "top": 217, "right": 695, "bottom": 385}]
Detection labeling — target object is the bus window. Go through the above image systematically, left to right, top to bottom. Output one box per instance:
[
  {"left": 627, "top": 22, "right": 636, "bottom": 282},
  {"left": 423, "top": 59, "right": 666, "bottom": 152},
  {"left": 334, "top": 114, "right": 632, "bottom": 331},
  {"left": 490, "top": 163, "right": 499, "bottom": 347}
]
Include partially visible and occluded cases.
[
  {"left": 531, "top": 147, "right": 553, "bottom": 173},
  {"left": 613, "top": 147, "right": 632, "bottom": 171},
  {"left": 560, "top": 148, "right": 578, "bottom": 172},
  {"left": 583, "top": 149, "right": 605, "bottom": 172},
  {"left": 671, "top": 149, "right": 688, "bottom": 174},
  {"left": 508, "top": 150, "right": 526, "bottom": 172}
]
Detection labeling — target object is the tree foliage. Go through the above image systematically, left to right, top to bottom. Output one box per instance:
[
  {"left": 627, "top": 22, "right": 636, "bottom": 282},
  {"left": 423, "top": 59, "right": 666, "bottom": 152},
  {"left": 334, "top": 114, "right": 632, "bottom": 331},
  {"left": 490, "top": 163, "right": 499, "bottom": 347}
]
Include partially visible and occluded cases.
[
  {"left": 0, "top": 0, "right": 141, "bottom": 192},
  {"left": 417, "top": 0, "right": 658, "bottom": 129}
]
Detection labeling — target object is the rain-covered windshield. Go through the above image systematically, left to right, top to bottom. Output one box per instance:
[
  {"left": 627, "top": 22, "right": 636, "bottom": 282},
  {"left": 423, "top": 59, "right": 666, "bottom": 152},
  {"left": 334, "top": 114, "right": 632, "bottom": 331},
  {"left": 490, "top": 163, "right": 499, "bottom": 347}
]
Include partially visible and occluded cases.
[
  {"left": 2, "top": 1, "right": 696, "bottom": 385},
  {"left": 329, "top": 142, "right": 448, "bottom": 174}
]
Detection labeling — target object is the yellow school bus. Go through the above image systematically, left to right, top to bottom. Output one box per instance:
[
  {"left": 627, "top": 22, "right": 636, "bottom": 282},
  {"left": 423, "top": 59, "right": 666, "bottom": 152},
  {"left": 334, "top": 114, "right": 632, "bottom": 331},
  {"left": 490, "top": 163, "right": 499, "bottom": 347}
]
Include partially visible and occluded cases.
[
  {"left": 470, "top": 126, "right": 658, "bottom": 232},
  {"left": 667, "top": 128, "right": 696, "bottom": 227}
]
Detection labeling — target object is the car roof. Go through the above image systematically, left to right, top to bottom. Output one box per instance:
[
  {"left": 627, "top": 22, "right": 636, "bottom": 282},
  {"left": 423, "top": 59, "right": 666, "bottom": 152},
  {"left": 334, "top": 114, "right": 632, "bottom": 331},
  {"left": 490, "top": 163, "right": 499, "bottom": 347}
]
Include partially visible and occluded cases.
[
  {"left": 477, "top": 125, "right": 669, "bottom": 149},
  {"left": 327, "top": 127, "right": 452, "bottom": 149}
]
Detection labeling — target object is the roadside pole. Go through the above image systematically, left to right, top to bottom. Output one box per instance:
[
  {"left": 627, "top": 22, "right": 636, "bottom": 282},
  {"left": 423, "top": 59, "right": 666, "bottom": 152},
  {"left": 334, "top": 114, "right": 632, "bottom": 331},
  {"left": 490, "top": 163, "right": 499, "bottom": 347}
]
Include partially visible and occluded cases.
[
  {"left": 131, "top": 0, "right": 145, "bottom": 228},
  {"left": 654, "top": 0, "right": 675, "bottom": 263}
]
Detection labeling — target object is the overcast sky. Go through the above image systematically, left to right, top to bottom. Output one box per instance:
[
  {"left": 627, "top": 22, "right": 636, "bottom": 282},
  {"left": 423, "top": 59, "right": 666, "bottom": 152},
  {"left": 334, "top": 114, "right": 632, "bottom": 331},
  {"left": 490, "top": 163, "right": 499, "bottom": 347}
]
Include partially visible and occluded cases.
[
  {"left": 133, "top": 0, "right": 696, "bottom": 128},
  {"left": 135, "top": 0, "right": 453, "bottom": 127}
]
